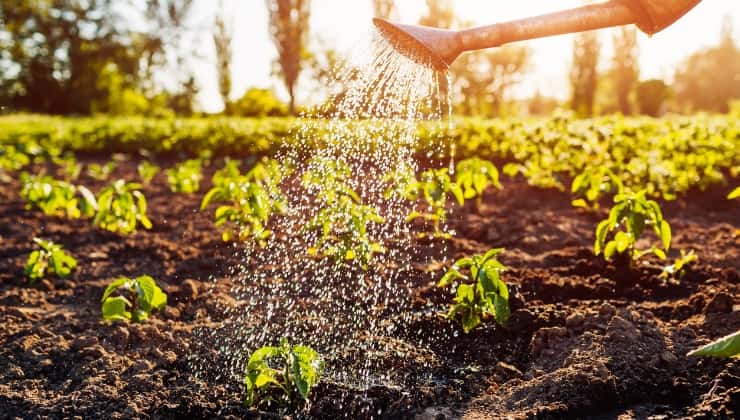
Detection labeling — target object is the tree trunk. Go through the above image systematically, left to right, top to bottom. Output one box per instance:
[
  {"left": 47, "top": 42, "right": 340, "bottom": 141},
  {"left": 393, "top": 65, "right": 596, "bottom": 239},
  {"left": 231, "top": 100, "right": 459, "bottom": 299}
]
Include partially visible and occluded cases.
[{"left": 288, "top": 86, "right": 296, "bottom": 115}]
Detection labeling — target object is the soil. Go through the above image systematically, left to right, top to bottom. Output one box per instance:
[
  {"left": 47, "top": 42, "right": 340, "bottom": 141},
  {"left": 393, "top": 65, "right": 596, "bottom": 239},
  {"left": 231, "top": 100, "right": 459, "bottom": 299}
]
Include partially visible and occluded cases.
[{"left": 0, "top": 156, "right": 738, "bottom": 419}]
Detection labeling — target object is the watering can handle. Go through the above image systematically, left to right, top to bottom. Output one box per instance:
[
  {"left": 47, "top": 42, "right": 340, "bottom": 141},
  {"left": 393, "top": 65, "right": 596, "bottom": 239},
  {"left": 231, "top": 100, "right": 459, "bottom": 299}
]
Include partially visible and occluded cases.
[{"left": 458, "top": 0, "right": 701, "bottom": 52}]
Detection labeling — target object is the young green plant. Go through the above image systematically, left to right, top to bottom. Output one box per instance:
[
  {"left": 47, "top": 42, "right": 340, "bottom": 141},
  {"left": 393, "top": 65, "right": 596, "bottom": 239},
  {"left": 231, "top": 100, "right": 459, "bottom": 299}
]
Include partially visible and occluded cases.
[
  {"left": 55, "top": 154, "right": 83, "bottom": 181},
  {"left": 302, "top": 157, "right": 385, "bottom": 267},
  {"left": 454, "top": 157, "right": 502, "bottom": 208},
  {"left": 166, "top": 159, "right": 203, "bottom": 193},
  {"left": 87, "top": 161, "right": 117, "bottom": 181},
  {"left": 137, "top": 161, "right": 160, "bottom": 184},
  {"left": 571, "top": 166, "right": 623, "bottom": 210},
  {"left": 406, "top": 168, "right": 463, "bottom": 237},
  {"left": 20, "top": 173, "right": 97, "bottom": 219},
  {"left": 201, "top": 177, "right": 278, "bottom": 243},
  {"left": 94, "top": 179, "right": 152, "bottom": 234},
  {"left": 594, "top": 190, "right": 671, "bottom": 265},
  {"left": 24, "top": 238, "right": 77, "bottom": 283},
  {"left": 438, "top": 248, "right": 510, "bottom": 333},
  {"left": 659, "top": 249, "right": 698, "bottom": 280},
  {"left": 101, "top": 275, "right": 167, "bottom": 322},
  {"left": 244, "top": 338, "right": 323, "bottom": 408}
]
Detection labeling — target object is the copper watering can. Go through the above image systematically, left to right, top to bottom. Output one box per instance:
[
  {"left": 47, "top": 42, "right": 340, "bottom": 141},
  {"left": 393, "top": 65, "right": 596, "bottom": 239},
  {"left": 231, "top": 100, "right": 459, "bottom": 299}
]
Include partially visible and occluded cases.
[{"left": 374, "top": 0, "right": 702, "bottom": 71}]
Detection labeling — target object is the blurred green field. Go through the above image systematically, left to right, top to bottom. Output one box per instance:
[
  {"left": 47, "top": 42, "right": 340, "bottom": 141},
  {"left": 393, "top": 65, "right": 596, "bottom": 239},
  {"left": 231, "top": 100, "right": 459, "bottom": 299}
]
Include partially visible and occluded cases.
[{"left": 1, "top": 113, "right": 737, "bottom": 200}]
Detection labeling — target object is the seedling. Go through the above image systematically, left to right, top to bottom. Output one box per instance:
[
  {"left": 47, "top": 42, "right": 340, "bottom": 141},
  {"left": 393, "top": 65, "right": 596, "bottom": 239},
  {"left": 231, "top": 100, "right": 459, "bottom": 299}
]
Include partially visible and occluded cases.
[
  {"left": 0, "top": 144, "right": 30, "bottom": 172},
  {"left": 56, "top": 154, "right": 82, "bottom": 181},
  {"left": 245, "top": 157, "right": 291, "bottom": 204},
  {"left": 301, "top": 157, "right": 358, "bottom": 205},
  {"left": 302, "top": 157, "right": 385, "bottom": 267},
  {"left": 454, "top": 157, "right": 502, "bottom": 207},
  {"left": 211, "top": 158, "right": 242, "bottom": 187},
  {"left": 167, "top": 159, "right": 203, "bottom": 193},
  {"left": 87, "top": 161, "right": 117, "bottom": 181},
  {"left": 137, "top": 161, "right": 160, "bottom": 184},
  {"left": 382, "top": 163, "right": 417, "bottom": 201},
  {"left": 571, "top": 166, "right": 623, "bottom": 210},
  {"left": 406, "top": 168, "right": 463, "bottom": 237},
  {"left": 20, "top": 173, "right": 97, "bottom": 219},
  {"left": 201, "top": 178, "right": 276, "bottom": 243},
  {"left": 94, "top": 179, "right": 152, "bottom": 234},
  {"left": 594, "top": 190, "right": 671, "bottom": 265},
  {"left": 304, "top": 193, "right": 385, "bottom": 268},
  {"left": 24, "top": 238, "right": 77, "bottom": 283},
  {"left": 438, "top": 248, "right": 510, "bottom": 333},
  {"left": 659, "top": 249, "right": 698, "bottom": 280},
  {"left": 101, "top": 275, "right": 167, "bottom": 322},
  {"left": 687, "top": 330, "right": 740, "bottom": 358},
  {"left": 244, "top": 338, "right": 323, "bottom": 408}
]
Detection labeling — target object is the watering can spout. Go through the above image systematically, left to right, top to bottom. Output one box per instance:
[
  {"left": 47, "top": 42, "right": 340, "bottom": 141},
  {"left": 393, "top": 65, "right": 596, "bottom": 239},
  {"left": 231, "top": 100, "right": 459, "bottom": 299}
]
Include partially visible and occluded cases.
[{"left": 374, "top": 0, "right": 702, "bottom": 71}]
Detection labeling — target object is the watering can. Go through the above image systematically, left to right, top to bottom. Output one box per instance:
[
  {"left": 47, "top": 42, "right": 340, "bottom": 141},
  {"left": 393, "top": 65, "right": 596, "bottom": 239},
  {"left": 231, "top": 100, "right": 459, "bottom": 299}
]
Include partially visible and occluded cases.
[{"left": 374, "top": 0, "right": 702, "bottom": 71}]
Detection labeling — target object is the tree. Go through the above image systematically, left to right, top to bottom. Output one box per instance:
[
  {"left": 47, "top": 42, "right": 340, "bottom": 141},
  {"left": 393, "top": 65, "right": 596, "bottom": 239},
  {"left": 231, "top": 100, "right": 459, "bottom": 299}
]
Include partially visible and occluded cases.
[
  {"left": 0, "top": 0, "right": 142, "bottom": 114},
  {"left": 142, "top": 0, "right": 199, "bottom": 114},
  {"left": 265, "top": 0, "right": 311, "bottom": 115},
  {"left": 372, "top": 0, "right": 394, "bottom": 20},
  {"left": 419, "top": 0, "right": 456, "bottom": 29},
  {"left": 213, "top": 1, "right": 233, "bottom": 113},
  {"left": 674, "top": 17, "right": 740, "bottom": 113},
  {"left": 610, "top": 27, "right": 639, "bottom": 115},
  {"left": 569, "top": 31, "right": 601, "bottom": 116},
  {"left": 304, "top": 38, "right": 357, "bottom": 115},
  {"left": 451, "top": 46, "right": 531, "bottom": 116},
  {"left": 167, "top": 75, "right": 199, "bottom": 116},
  {"left": 636, "top": 79, "right": 670, "bottom": 117},
  {"left": 230, "top": 88, "right": 288, "bottom": 117},
  {"left": 528, "top": 91, "right": 560, "bottom": 116}
]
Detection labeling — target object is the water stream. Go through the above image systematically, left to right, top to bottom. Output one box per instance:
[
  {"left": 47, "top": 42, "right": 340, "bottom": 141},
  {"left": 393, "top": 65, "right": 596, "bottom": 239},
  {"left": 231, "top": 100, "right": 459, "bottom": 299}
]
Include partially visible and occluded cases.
[{"left": 192, "top": 30, "right": 456, "bottom": 406}]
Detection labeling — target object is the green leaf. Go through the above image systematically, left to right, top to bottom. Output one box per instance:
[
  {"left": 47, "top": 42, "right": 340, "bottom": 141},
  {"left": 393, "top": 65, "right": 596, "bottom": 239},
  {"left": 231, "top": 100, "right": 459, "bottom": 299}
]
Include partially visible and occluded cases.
[
  {"left": 502, "top": 163, "right": 520, "bottom": 177},
  {"left": 449, "top": 184, "right": 465, "bottom": 206},
  {"left": 201, "top": 187, "right": 221, "bottom": 210},
  {"left": 728, "top": 187, "right": 740, "bottom": 200},
  {"left": 571, "top": 198, "right": 588, "bottom": 208},
  {"left": 594, "top": 219, "right": 610, "bottom": 255},
  {"left": 659, "top": 220, "right": 671, "bottom": 250},
  {"left": 614, "top": 231, "right": 631, "bottom": 253},
  {"left": 604, "top": 240, "right": 617, "bottom": 260},
  {"left": 652, "top": 247, "right": 667, "bottom": 260},
  {"left": 480, "top": 248, "right": 504, "bottom": 265},
  {"left": 453, "top": 257, "right": 474, "bottom": 269},
  {"left": 478, "top": 266, "right": 499, "bottom": 296},
  {"left": 438, "top": 268, "right": 466, "bottom": 287},
  {"left": 135, "top": 275, "right": 157, "bottom": 311},
  {"left": 101, "top": 277, "right": 130, "bottom": 302},
  {"left": 455, "top": 283, "right": 475, "bottom": 303},
  {"left": 151, "top": 287, "right": 167, "bottom": 311},
  {"left": 493, "top": 293, "right": 510, "bottom": 327},
  {"left": 102, "top": 296, "right": 132, "bottom": 322},
  {"left": 461, "top": 308, "right": 481, "bottom": 333},
  {"left": 687, "top": 330, "right": 740, "bottom": 358},
  {"left": 291, "top": 345, "right": 322, "bottom": 400},
  {"left": 248, "top": 346, "right": 281, "bottom": 366},
  {"left": 252, "top": 372, "right": 281, "bottom": 389}
]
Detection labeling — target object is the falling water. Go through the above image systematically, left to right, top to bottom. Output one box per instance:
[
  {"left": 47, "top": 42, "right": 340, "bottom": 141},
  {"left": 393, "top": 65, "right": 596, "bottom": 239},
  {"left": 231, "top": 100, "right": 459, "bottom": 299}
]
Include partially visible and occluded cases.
[{"left": 191, "top": 29, "right": 455, "bottom": 411}]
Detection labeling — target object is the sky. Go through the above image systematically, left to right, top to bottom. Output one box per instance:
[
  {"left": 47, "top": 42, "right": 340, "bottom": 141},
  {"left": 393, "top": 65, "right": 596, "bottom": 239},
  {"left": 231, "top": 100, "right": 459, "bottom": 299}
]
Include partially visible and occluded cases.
[{"left": 193, "top": 0, "right": 740, "bottom": 113}]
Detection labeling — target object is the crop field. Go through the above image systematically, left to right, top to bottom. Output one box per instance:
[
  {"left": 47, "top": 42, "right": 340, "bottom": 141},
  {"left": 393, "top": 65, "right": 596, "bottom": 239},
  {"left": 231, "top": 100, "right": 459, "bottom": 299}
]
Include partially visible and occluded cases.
[{"left": 0, "top": 114, "right": 738, "bottom": 418}]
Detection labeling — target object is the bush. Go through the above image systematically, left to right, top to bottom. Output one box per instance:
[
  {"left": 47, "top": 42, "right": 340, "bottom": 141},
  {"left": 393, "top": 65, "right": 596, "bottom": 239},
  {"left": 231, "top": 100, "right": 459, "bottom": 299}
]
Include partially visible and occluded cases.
[{"left": 230, "top": 88, "right": 289, "bottom": 117}]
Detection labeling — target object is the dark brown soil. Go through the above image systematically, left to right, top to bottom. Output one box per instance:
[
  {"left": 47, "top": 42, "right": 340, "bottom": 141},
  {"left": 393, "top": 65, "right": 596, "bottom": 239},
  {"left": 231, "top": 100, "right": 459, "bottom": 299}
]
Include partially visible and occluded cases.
[{"left": 0, "top": 157, "right": 738, "bottom": 419}]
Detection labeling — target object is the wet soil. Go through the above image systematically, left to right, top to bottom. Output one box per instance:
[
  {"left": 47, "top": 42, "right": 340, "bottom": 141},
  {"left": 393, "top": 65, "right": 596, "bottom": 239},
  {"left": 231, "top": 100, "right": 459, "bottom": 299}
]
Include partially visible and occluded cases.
[{"left": 0, "top": 157, "right": 738, "bottom": 419}]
